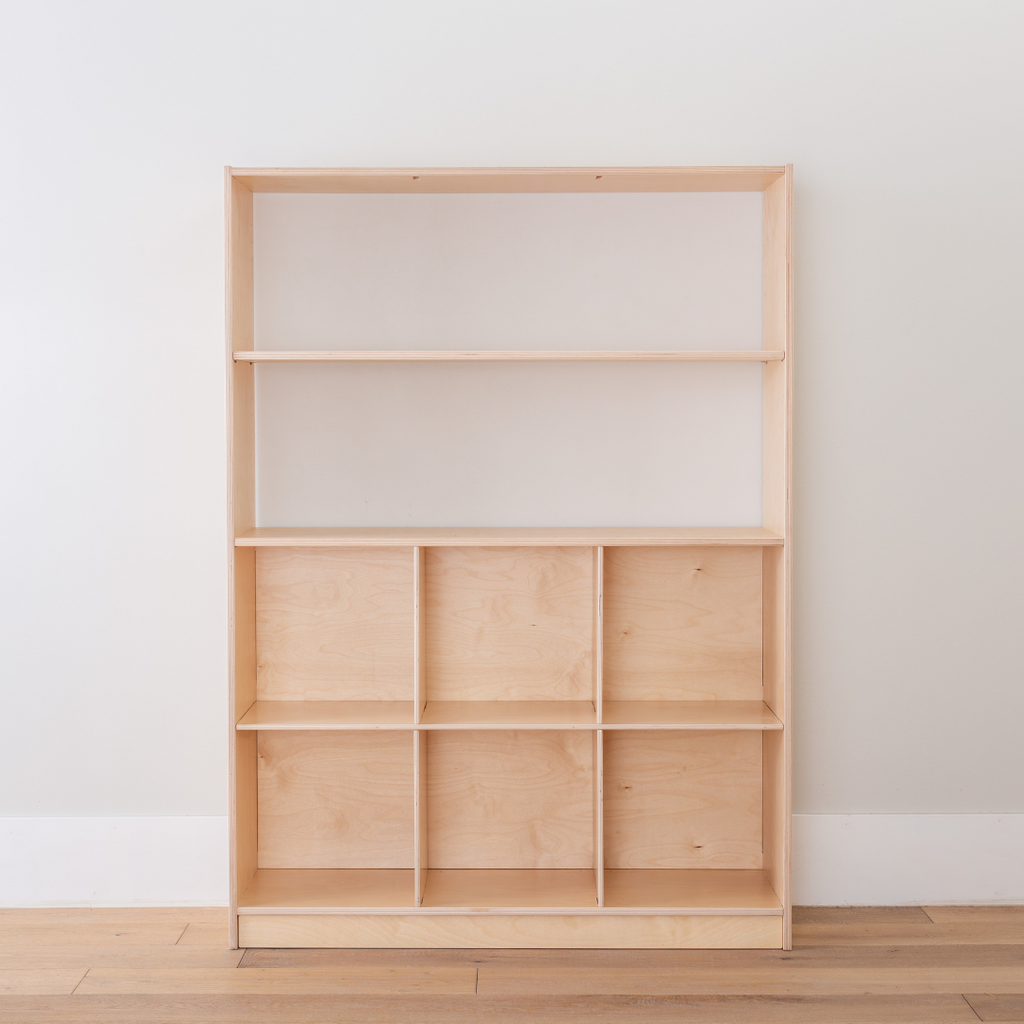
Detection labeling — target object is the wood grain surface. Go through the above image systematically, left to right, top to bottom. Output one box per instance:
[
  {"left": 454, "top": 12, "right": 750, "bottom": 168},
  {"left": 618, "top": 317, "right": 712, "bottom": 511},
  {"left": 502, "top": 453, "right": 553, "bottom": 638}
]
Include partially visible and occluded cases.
[
  {"left": 256, "top": 547, "right": 414, "bottom": 700},
  {"left": 424, "top": 547, "right": 594, "bottom": 701},
  {"left": 603, "top": 547, "right": 762, "bottom": 701},
  {"left": 426, "top": 730, "right": 593, "bottom": 868},
  {"left": 603, "top": 731, "right": 762, "bottom": 869},
  {"left": 257, "top": 732, "right": 414, "bottom": 868},
  {"left": 2, "top": 906, "right": 1021, "bottom": 1023}
]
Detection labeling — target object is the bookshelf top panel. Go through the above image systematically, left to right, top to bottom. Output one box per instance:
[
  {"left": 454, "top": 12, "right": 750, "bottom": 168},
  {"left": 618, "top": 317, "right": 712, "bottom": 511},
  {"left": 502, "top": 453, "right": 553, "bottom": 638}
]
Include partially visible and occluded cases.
[
  {"left": 230, "top": 166, "right": 787, "bottom": 194},
  {"left": 235, "top": 350, "right": 784, "bottom": 363},
  {"left": 236, "top": 527, "right": 784, "bottom": 548}
]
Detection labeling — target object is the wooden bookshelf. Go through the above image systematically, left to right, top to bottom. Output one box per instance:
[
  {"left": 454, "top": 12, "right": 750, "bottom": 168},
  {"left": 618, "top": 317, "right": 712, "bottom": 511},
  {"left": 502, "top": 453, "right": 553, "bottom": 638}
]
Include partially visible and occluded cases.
[{"left": 226, "top": 165, "right": 792, "bottom": 950}]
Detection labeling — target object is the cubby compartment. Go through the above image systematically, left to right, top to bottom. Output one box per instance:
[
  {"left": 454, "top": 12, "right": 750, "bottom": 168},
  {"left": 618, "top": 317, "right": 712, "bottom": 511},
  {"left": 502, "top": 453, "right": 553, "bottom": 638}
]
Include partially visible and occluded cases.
[
  {"left": 420, "top": 546, "right": 599, "bottom": 728},
  {"left": 602, "top": 546, "right": 776, "bottom": 730},
  {"left": 240, "top": 547, "right": 416, "bottom": 729},
  {"left": 420, "top": 729, "right": 600, "bottom": 908},
  {"left": 602, "top": 729, "right": 779, "bottom": 911},
  {"left": 239, "top": 730, "right": 416, "bottom": 910}
]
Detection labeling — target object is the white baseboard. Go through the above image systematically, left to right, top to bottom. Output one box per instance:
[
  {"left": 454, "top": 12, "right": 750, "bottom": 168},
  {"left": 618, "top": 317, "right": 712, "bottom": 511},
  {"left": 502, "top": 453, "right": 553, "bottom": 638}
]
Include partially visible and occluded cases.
[
  {"left": 793, "top": 813, "right": 1024, "bottom": 905},
  {"left": 2, "top": 814, "right": 1021, "bottom": 907},
  {"left": 0, "top": 817, "right": 228, "bottom": 907}
]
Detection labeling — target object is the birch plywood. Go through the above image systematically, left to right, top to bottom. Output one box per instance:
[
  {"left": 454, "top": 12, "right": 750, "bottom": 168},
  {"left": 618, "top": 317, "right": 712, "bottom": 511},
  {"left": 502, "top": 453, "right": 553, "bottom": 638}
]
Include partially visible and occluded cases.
[
  {"left": 425, "top": 547, "right": 593, "bottom": 701},
  {"left": 603, "top": 547, "right": 762, "bottom": 701},
  {"left": 256, "top": 548, "right": 414, "bottom": 700},
  {"left": 427, "top": 731, "right": 593, "bottom": 868},
  {"left": 603, "top": 731, "right": 762, "bottom": 869},
  {"left": 258, "top": 732, "right": 414, "bottom": 868},
  {"left": 239, "top": 869, "right": 414, "bottom": 909},
  {"left": 421, "top": 869, "right": 598, "bottom": 908},
  {"left": 603, "top": 869, "right": 781, "bottom": 910},
  {"left": 238, "top": 913, "right": 782, "bottom": 948}
]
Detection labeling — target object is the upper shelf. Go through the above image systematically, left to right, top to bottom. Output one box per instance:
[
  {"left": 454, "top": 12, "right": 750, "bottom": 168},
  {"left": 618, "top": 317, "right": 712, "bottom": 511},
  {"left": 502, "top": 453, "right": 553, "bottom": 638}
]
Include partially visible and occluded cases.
[
  {"left": 230, "top": 166, "right": 787, "bottom": 194},
  {"left": 234, "top": 350, "right": 784, "bottom": 363},
  {"left": 236, "top": 527, "right": 783, "bottom": 547}
]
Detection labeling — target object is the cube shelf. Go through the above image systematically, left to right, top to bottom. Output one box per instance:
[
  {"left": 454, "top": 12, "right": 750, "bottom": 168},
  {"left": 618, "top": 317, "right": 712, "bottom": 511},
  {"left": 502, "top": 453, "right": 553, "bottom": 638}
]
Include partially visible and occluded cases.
[{"left": 227, "top": 165, "right": 792, "bottom": 950}]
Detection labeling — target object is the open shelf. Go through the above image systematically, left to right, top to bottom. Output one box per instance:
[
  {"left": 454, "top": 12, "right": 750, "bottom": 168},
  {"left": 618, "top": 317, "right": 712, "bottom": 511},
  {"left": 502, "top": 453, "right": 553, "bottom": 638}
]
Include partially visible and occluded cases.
[
  {"left": 231, "top": 165, "right": 787, "bottom": 193},
  {"left": 235, "top": 349, "right": 784, "bottom": 363},
  {"left": 237, "top": 526, "right": 784, "bottom": 547},
  {"left": 237, "top": 700, "right": 779, "bottom": 731},
  {"left": 237, "top": 701, "right": 414, "bottom": 730},
  {"left": 419, "top": 701, "right": 595, "bottom": 729},
  {"left": 602, "top": 701, "right": 782, "bottom": 730},
  {"left": 237, "top": 868, "right": 780, "bottom": 915},
  {"left": 239, "top": 869, "right": 414, "bottom": 911},
  {"left": 422, "top": 869, "right": 598, "bottom": 909},
  {"left": 604, "top": 870, "right": 781, "bottom": 913}
]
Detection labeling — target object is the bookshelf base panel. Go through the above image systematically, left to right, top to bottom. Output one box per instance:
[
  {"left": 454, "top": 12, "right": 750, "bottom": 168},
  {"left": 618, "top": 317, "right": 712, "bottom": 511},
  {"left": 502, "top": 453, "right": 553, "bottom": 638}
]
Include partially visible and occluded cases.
[{"left": 237, "top": 912, "right": 783, "bottom": 948}]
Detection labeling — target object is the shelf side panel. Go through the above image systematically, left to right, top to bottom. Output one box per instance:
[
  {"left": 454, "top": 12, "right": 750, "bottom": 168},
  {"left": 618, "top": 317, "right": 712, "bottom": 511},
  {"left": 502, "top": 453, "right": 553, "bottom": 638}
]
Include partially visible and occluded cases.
[
  {"left": 761, "top": 166, "right": 792, "bottom": 948},
  {"left": 226, "top": 170, "right": 255, "bottom": 949},
  {"left": 256, "top": 547, "right": 415, "bottom": 701},
  {"left": 604, "top": 547, "right": 762, "bottom": 701},
  {"left": 603, "top": 731, "right": 762, "bottom": 869}
]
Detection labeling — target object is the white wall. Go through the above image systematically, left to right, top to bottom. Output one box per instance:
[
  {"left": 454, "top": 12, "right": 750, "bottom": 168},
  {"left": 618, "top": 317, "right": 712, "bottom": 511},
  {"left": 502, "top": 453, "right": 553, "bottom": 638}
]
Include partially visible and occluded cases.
[{"left": 1, "top": 0, "right": 1022, "bottom": 904}]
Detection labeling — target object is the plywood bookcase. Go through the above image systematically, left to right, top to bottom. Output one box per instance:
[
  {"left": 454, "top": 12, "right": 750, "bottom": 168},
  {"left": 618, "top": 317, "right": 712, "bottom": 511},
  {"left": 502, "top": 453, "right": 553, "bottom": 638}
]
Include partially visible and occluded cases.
[{"left": 226, "top": 166, "right": 792, "bottom": 949}]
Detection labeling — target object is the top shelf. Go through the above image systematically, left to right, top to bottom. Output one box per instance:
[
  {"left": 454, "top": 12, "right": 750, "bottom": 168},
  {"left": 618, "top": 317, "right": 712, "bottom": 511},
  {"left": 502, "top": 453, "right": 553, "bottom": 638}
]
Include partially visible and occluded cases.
[
  {"left": 230, "top": 166, "right": 787, "bottom": 194},
  {"left": 234, "top": 350, "right": 784, "bottom": 363}
]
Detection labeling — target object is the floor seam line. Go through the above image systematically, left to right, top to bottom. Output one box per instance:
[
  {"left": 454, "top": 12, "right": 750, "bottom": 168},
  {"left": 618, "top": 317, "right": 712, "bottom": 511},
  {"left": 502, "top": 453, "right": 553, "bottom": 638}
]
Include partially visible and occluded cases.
[{"left": 961, "top": 993, "right": 983, "bottom": 1020}]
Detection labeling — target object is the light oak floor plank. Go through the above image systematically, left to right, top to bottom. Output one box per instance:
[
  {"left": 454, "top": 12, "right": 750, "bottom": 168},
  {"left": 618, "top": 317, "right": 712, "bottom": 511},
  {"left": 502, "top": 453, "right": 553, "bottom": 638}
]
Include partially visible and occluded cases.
[
  {"left": 0, "top": 906, "right": 1020, "bottom": 1022},
  {"left": 174, "top": 922, "right": 231, "bottom": 946},
  {"left": 0, "top": 923, "right": 189, "bottom": 946},
  {"left": 240, "top": 943, "right": 1024, "bottom": 969},
  {"left": 0, "top": 946, "right": 246, "bottom": 969},
  {"left": 477, "top": 964, "right": 1024, "bottom": 996},
  {"left": 75, "top": 966, "right": 478, "bottom": 995},
  {"left": 0, "top": 970, "right": 87, "bottom": 995},
  {"left": 964, "top": 992, "right": 1024, "bottom": 1021},
  {"left": 0, "top": 993, "right": 984, "bottom": 1023}
]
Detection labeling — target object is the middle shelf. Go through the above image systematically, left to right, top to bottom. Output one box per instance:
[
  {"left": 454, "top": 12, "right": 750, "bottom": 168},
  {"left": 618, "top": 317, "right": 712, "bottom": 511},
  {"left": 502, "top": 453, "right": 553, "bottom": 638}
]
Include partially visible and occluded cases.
[{"left": 237, "top": 700, "right": 783, "bottom": 731}]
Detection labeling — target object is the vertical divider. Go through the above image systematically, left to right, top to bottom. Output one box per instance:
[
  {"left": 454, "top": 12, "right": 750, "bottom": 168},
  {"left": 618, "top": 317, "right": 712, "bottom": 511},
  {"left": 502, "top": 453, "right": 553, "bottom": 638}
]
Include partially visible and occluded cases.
[
  {"left": 593, "top": 545, "right": 604, "bottom": 906},
  {"left": 413, "top": 546, "right": 428, "bottom": 906},
  {"left": 414, "top": 546, "right": 426, "bottom": 723},
  {"left": 592, "top": 546, "right": 603, "bottom": 723},
  {"left": 414, "top": 729, "right": 428, "bottom": 907},
  {"left": 593, "top": 729, "right": 604, "bottom": 906}
]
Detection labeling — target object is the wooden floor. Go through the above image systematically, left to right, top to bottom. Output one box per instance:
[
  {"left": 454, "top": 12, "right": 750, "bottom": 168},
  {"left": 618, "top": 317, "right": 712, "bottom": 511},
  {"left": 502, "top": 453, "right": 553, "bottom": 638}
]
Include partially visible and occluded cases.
[{"left": 0, "top": 906, "right": 1021, "bottom": 1022}]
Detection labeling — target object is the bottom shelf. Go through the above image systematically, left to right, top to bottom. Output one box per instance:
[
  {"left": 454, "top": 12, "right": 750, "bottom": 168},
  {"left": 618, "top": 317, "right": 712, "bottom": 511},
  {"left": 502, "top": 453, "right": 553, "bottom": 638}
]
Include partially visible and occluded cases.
[
  {"left": 239, "top": 868, "right": 781, "bottom": 915},
  {"left": 239, "top": 868, "right": 415, "bottom": 910},
  {"left": 422, "top": 869, "right": 597, "bottom": 909},
  {"left": 604, "top": 869, "right": 780, "bottom": 912}
]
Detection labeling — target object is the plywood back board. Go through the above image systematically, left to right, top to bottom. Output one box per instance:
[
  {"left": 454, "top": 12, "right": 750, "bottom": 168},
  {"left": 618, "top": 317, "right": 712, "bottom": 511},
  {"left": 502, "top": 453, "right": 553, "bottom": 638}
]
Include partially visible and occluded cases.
[
  {"left": 256, "top": 547, "right": 414, "bottom": 700},
  {"left": 425, "top": 547, "right": 594, "bottom": 701},
  {"left": 603, "top": 547, "right": 762, "bottom": 701},
  {"left": 426, "top": 730, "right": 594, "bottom": 868},
  {"left": 258, "top": 731, "right": 414, "bottom": 868},
  {"left": 603, "top": 731, "right": 762, "bottom": 869}
]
